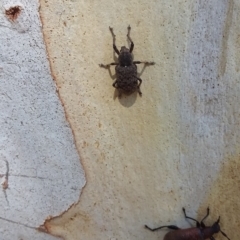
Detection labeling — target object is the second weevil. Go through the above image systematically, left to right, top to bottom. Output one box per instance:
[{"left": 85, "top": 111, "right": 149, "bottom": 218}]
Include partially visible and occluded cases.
[
  {"left": 99, "top": 25, "right": 155, "bottom": 97},
  {"left": 145, "top": 207, "right": 230, "bottom": 240}
]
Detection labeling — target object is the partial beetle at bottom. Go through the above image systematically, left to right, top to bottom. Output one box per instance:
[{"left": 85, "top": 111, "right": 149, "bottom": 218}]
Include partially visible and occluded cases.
[
  {"left": 99, "top": 25, "right": 155, "bottom": 97},
  {"left": 145, "top": 207, "right": 230, "bottom": 240}
]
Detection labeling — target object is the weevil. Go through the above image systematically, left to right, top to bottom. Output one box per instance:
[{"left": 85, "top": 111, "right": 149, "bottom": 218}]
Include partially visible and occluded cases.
[
  {"left": 99, "top": 25, "right": 154, "bottom": 97},
  {"left": 145, "top": 207, "right": 230, "bottom": 240}
]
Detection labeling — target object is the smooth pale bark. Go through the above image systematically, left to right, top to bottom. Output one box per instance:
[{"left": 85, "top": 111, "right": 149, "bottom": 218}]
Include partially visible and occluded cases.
[{"left": 0, "top": 1, "right": 85, "bottom": 239}]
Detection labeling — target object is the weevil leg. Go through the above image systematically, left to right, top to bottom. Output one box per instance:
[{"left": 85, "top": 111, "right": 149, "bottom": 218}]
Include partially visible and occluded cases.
[
  {"left": 127, "top": 25, "right": 134, "bottom": 53},
  {"left": 109, "top": 27, "right": 120, "bottom": 55},
  {"left": 133, "top": 61, "right": 155, "bottom": 65},
  {"left": 99, "top": 63, "right": 118, "bottom": 68},
  {"left": 136, "top": 77, "right": 142, "bottom": 96},
  {"left": 137, "top": 77, "right": 142, "bottom": 87},
  {"left": 112, "top": 81, "right": 118, "bottom": 88},
  {"left": 112, "top": 82, "right": 122, "bottom": 98},
  {"left": 138, "top": 89, "right": 142, "bottom": 96},
  {"left": 118, "top": 90, "right": 122, "bottom": 98},
  {"left": 200, "top": 207, "right": 210, "bottom": 227},
  {"left": 183, "top": 208, "right": 201, "bottom": 227},
  {"left": 145, "top": 225, "right": 180, "bottom": 232},
  {"left": 220, "top": 230, "right": 231, "bottom": 240}
]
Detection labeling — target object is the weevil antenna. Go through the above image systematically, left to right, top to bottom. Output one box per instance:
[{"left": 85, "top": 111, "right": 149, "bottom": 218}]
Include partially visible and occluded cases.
[
  {"left": 201, "top": 207, "right": 210, "bottom": 223},
  {"left": 145, "top": 225, "right": 179, "bottom": 231},
  {"left": 145, "top": 225, "right": 169, "bottom": 231}
]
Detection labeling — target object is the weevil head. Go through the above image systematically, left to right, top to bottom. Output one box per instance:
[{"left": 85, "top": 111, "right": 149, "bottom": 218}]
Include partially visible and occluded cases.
[
  {"left": 118, "top": 46, "right": 133, "bottom": 66},
  {"left": 120, "top": 46, "right": 130, "bottom": 53},
  {"left": 211, "top": 217, "right": 221, "bottom": 233},
  {"left": 211, "top": 217, "right": 231, "bottom": 240}
]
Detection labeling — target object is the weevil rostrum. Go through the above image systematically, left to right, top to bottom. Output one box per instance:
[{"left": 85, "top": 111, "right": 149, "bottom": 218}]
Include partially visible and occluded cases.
[
  {"left": 99, "top": 25, "right": 155, "bottom": 97},
  {"left": 145, "top": 207, "right": 230, "bottom": 240}
]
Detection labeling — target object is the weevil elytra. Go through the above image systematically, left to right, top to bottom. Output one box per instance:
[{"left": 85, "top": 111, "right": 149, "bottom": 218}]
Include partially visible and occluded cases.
[
  {"left": 99, "top": 25, "right": 155, "bottom": 97},
  {"left": 145, "top": 207, "right": 230, "bottom": 240}
]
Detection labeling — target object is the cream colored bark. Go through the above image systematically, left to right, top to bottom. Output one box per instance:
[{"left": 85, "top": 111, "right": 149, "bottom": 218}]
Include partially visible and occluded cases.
[{"left": 4, "top": 0, "right": 239, "bottom": 239}]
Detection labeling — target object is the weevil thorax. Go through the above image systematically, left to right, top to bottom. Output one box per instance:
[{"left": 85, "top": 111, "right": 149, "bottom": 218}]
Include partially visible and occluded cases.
[
  {"left": 119, "top": 46, "right": 133, "bottom": 67},
  {"left": 202, "top": 220, "right": 221, "bottom": 239},
  {"left": 211, "top": 220, "right": 220, "bottom": 233}
]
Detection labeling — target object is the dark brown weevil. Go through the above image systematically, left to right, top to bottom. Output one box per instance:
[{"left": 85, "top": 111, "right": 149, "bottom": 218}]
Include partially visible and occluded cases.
[
  {"left": 99, "top": 25, "right": 154, "bottom": 97},
  {"left": 145, "top": 207, "right": 230, "bottom": 240}
]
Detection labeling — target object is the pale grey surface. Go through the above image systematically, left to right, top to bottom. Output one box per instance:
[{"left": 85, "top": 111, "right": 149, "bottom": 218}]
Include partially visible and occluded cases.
[{"left": 0, "top": 0, "right": 85, "bottom": 239}]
